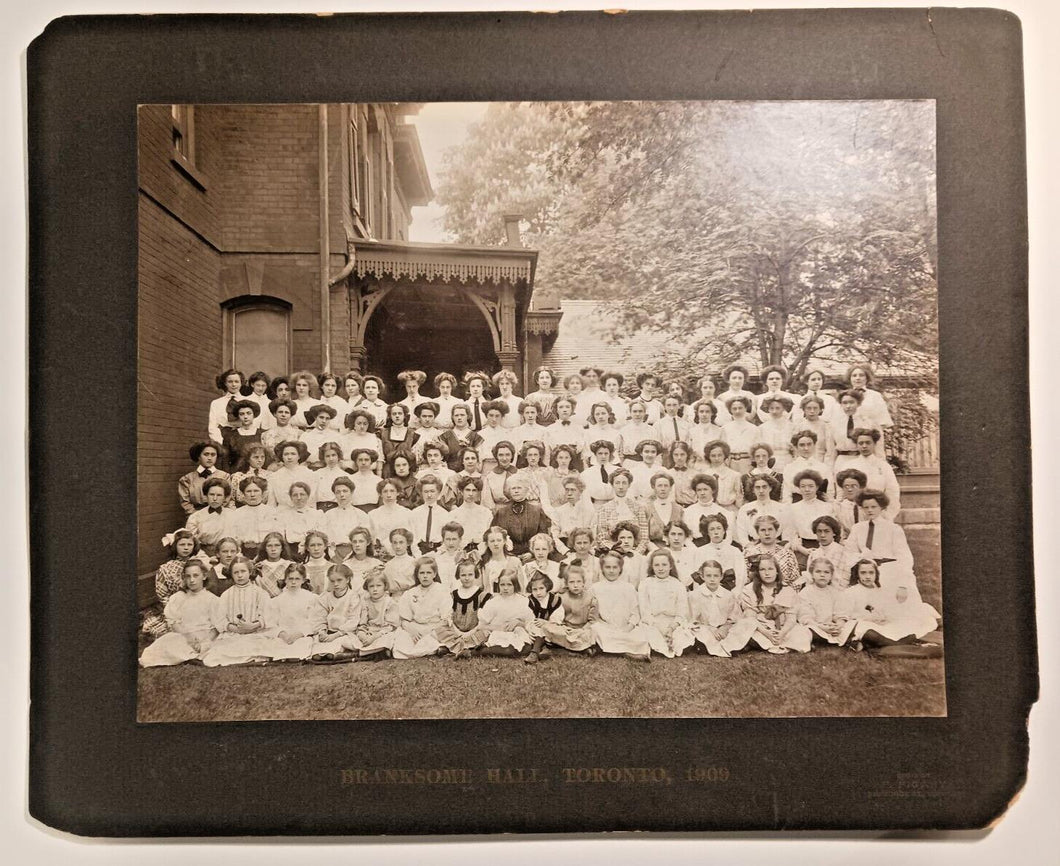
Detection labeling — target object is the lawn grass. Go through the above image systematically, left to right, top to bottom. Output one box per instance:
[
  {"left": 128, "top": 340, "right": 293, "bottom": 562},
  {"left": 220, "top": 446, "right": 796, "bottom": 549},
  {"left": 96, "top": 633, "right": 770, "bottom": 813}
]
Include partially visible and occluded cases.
[{"left": 137, "top": 532, "right": 945, "bottom": 722}]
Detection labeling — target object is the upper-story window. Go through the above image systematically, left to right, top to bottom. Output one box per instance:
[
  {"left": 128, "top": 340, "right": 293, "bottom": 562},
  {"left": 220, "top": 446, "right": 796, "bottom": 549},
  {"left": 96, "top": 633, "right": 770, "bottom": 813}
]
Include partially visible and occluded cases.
[{"left": 170, "top": 104, "right": 206, "bottom": 189}]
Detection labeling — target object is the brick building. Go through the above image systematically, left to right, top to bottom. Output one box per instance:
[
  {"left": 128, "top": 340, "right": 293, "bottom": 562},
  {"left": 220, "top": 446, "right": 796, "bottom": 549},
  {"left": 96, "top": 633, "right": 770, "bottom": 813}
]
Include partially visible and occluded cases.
[{"left": 138, "top": 103, "right": 560, "bottom": 578}]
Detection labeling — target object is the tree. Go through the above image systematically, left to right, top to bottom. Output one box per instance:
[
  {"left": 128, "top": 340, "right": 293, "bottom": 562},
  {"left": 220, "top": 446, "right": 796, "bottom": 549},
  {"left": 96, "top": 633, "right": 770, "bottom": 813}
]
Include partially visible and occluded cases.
[{"left": 436, "top": 100, "right": 938, "bottom": 382}]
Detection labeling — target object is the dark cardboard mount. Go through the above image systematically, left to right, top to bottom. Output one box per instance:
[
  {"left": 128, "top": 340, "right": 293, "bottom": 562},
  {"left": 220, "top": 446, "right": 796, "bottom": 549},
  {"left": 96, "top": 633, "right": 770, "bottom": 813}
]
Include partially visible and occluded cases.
[{"left": 27, "top": 10, "right": 1034, "bottom": 836}]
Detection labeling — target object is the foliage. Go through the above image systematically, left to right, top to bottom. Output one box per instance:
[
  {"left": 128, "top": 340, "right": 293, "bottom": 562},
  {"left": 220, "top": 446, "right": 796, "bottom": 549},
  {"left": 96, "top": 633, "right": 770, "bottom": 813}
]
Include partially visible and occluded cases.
[{"left": 437, "top": 100, "right": 938, "bottom": 383}]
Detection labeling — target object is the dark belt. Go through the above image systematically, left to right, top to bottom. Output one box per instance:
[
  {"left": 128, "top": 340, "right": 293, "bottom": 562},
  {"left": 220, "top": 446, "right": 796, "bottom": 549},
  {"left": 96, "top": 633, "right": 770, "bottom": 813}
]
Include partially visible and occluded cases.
[{"left": 836, "top": 450, "right": 857, "bottom": 455}]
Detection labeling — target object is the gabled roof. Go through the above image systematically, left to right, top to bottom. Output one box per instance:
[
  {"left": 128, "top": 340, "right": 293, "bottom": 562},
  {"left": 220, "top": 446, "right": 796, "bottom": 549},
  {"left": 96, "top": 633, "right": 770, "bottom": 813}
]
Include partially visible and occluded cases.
[{"left": 541, "top": 300, "right": 674, "bottom": 381}]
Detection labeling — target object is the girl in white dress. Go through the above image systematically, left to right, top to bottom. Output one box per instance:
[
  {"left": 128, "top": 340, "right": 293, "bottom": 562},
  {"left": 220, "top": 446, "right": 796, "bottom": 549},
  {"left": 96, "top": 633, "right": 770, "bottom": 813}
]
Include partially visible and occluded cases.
[
  {"left": 845, "top": 364, "right": 893, "bottom": 450},
  {"left": 717, "top": 365, "right": 757, "bottom": 416},
  {"left": 754, "top": 365, "right": 799, "bottom": 423},
  {"left": 523, "top": 366, "right": 559, "bottom": 425},
  {"left": 793, "top": 369, "right": 843, "bottom": 430},
  {"left": 491, "top": 370, "right": 523, "bottom": 429},
  {"left": 289, "top": 371, "right": 323, "bottom": 430},
  {"left": 431, "top": 372, "right": 463, "bottom": 429},
  {"left": 600, "top": 372, "right": 630, "bottom": 423},
  {"left": 316, "top": 373, "right": 348, "bottom": 431},
  {"left": 357, "top": 375, "right": 390, "bottom": 429},
  {"left": 684, "top": 375, "right": 732, "bottom": 426},
  {"left": 833, "top": 390, "right": 881, "bottom": 477},
  {"left": 792, "top": 395, "right": 838, "bottom": 469},
  {"left": 756, "top": 396, "right": 796, "bottom": 470},
  {"left": 720, "top": 397, "right": 758, "bottom": 475},
  {"left": 262, "top": 399, "right": 302, "bottom": 459},
  {"left": 619, "top": 400, "right": 657, "bottom": 462},
  {"left": 687, "top": 400, "right": 726, "bottom": 467},
  {"left": 581, "top": 402, "right": 623, "bottom": 467},
  {"left": 513, "top": 405, "right": 551, "bottom": 467},
  {"left": 340, "top": 409, "right": 384, "bottom": 473},
  {"left": 782, "top": 430, "right": 834, "bottom": 502},
  {"left": 517, "top": 439, "right": 552, "bottom": 504},
  {"left": 701, "top": 440, "right": 745, "bottom": 513},
  {"left": 268, "top": 441, "right": 316, "bottom": 508},
  {"left": 668, "top": 442, "right": 697, "bottom": 506},
  {"left": 788, "top": 470, "right": 837, "bottom": 569},
  {"left": 736, "top": 475, "right": 792, "bottom": 547},
  {"left": 447, "top": 477, "right": 494, "bottom": 555},
  {"left": 369, "top": 479, "right": 415, "bottom": 559},
  {"left": 693, "top": 513, "right": 747, "bottom": 593},
  {"left": 805, "top": 516, "right": 855, "bottom": 588},
  {"left": 611, "top": 523, "right": 648, "bottom": 588},
  {"left": 342, "top": 526, "right": 383, "bottom": 589},
  {"left": 479, "top": 526, "right": 525, "bottom": 594},
  {"left": 382, "top": 528, "right": 418, "bottom": 599},
  {"left": 301, "top": 530, "right": 333, "bottom": 594},
  {"left": 637, "top": 548, "right": 693, "bottom": 658},
  {"left": 589, "top": 551, "right": 652, "bottom": 659},
  {"left": 200, "top": 556, "right": 273, "bottom": 666},
  {"left": 728, "top": 556, "right": 811, "bottom": 654},
  {"left": 392, "top": 557, "right": 450, "bottom": 659},
  {"left": 796, "top": 559, "right": 846, "bottom": 646},
  {"left": 139, "top": 560, "right": 220, "bottom": 667},
  {"left": 683, "top": 560, "right": 753, "bottom": 658},
  {"left": 836, "top": 560, "right": 938, "bottom": 650},
  {"left": 260, "top": 563, "right": 319, "bottom": 660},
  {"left": 309, "top": 563, "right": 364, "bottom": 659},
  {"left": 478, "top": 566, "right": 534, "bottom": 656},
  {"left": 355, "top": 569, "right": 401, "bottom": 659}
]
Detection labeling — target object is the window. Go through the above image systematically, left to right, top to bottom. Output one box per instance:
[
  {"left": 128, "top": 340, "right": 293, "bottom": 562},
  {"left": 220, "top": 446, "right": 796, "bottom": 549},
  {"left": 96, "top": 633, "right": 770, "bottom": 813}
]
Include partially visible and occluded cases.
[
  {"left": 170, "top": 104, "right": 206, "bottom": 189},
  {"left": 224, "top": 300, "right": 292, "bottom": 378}
]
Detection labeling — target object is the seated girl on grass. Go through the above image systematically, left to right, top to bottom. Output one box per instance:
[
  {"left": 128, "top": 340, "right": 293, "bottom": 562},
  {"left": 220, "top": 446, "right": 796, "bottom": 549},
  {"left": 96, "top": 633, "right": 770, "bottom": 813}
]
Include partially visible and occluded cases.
[
  {"left": 142, "top": 523, "right": 209, "bottom": 640},
  {"left": 301, "top": 529, "right": 333, "bottom": 594},
  {"left": 253, "top": 531, "right": 295, "bottom": 598},
  {"left": 636, "top": 548, "right": 692, "bottom": 659},
  {"left": 588, "top": 551, "right": 652, "bottom": 661},
  {"left": 730, "top": 555, "right": 811, "bottom": 654},
  {"left": 392, "top": 557, "right": 450, "bottom": 659},
  {"left": 433, "top": 558, "right": 493, "bottom": 660},
  {"left": 139, "top": 559, "right": 219, "bottom": 667},
  {"left": 684, "top": 560, "right": 751, "bottom": 658},
  {"left": 309, "top": 562, "right": 364, "bottom": 662},
  {"left": 531, "top": 565, "right": 598, "bottom": 659},
  {"left": 478, "top": 566, "right": 534, "bottom": 658},
  {"left": 355, "top": 568, "right": 400, "bottom": 660}
]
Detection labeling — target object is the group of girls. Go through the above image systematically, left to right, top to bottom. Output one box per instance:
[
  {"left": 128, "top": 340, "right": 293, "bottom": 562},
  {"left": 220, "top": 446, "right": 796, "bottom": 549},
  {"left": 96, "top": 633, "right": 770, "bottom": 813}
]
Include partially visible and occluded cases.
[{"left": 142, "top": 361, "right": 938, "bottom": 666}]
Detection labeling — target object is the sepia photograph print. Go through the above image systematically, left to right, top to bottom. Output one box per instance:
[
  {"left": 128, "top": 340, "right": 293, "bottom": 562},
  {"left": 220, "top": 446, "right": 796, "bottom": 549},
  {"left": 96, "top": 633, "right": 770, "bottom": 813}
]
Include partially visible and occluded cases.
[{"left": 136, "top": 99, "right": 944, "bottom": 722}]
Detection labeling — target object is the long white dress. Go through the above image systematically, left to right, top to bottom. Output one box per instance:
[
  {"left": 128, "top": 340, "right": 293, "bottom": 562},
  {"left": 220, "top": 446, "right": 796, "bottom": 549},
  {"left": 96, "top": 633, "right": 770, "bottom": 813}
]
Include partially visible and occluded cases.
[
  {"left": 636, "top": 576, "right": 693, "bottom": 658},
  {"left": 590, "top": 579, "right": 652, "bottom": 655},
  {"left": 392, "top": 581, "right": 451, "bottom": 658},
  {"left": 200, "top": 582, "right": 274, "bottom": 666},
  {"left": 727, "top": 583, "right": 812, "bottom": 654},
  {"left": 682, "top": 584, "right": 755, "bottom": 658},
  {"left": 796, "top": 584, "right": 845, "bottom": 644},
  {"left": 260, "top": 587, "right": 319, "bottom": 659},
  {"left": 310, "top": 587, "right": 364, "bottom": 655},
  {"left": 138, "top": 590, "right": 220, "bottom": 667},
  {"left": 478, "top": 593, "right": 534, "bottom": 650}
]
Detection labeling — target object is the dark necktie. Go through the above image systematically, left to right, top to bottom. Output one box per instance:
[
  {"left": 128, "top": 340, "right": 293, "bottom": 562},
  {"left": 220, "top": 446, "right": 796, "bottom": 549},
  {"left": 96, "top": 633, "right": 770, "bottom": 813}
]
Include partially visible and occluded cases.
[
  {"left": 473, "top": 399, "right": 482, "bottom": 431},
  {"left": 847, "top": 415, "right": 855, "bottom": 440},
  {"left": 673, "top": 417, "right": 680, "bottom": 440},
  {"left": 561, "top": 420, "right": 570, "bottom": 426},
  {"left": 600, "top": 464, "right": 608, "bottom": 484},
  {"left": 208, "top": 506, "right": 223, "bottom": 514},
  {"left": 425, "top": 506, "right": 433, "bottom": 542},
  {"left": 853, "top": 506, "right": 860, "bottom": 524},
  {"left": 866, "top": 520, "right": 875, "bottom": 549}
]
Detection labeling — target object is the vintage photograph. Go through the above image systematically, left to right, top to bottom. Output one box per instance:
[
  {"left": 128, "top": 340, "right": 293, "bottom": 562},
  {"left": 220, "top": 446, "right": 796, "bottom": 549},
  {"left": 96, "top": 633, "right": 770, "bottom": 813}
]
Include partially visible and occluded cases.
[{"left": 136, "top": 100, "right": 943, "bottom": 721}]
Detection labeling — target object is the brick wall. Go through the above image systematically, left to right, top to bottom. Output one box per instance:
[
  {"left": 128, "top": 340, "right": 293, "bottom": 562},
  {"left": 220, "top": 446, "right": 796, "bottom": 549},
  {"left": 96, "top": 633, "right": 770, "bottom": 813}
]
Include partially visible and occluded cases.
[
  {"left": 202, "top": 104, "right": 321, "bottom": 253},
  {"left": 137, "top": 195, "right": 222, "bottom": 576}
]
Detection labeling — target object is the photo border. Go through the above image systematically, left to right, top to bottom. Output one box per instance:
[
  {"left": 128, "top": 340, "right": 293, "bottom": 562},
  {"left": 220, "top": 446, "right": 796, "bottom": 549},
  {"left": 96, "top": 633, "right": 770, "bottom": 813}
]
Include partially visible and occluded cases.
[{"left": 28, "top": 9, "right": 1033, "bottom": 834}]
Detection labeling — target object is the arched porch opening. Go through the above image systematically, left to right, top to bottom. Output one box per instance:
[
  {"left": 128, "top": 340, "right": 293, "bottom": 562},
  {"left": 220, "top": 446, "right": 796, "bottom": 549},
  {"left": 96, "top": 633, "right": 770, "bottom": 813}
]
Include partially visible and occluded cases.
[{"left": 362, "top": 282, "right": 499, "bottom": 387}]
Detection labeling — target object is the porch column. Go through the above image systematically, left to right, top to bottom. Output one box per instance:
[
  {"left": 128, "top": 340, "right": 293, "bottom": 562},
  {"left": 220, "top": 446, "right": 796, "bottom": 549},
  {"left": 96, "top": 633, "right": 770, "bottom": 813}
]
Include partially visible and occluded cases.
[{"left": 496, "top": 282, "right": 519, "bottom": 372}]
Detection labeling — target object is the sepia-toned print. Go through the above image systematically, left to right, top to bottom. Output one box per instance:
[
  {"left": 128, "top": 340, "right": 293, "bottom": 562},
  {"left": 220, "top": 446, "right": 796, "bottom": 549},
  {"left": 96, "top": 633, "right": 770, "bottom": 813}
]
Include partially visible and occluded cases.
[{"left": 136, "top": 101, "right": 943, "bottom": 721}]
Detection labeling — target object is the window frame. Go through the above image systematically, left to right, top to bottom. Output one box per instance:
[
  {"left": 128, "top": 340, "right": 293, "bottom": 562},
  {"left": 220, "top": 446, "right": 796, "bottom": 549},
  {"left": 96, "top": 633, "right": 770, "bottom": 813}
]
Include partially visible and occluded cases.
[{"left": 223, "top": 298, "right": 293, "bottom": 376}]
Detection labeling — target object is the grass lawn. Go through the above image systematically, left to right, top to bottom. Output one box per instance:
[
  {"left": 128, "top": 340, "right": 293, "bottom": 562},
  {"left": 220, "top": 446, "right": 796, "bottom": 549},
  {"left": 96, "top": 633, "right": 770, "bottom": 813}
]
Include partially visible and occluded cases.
[{"left": 137, "top": 532, "right": 945, "bottom": 722}]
